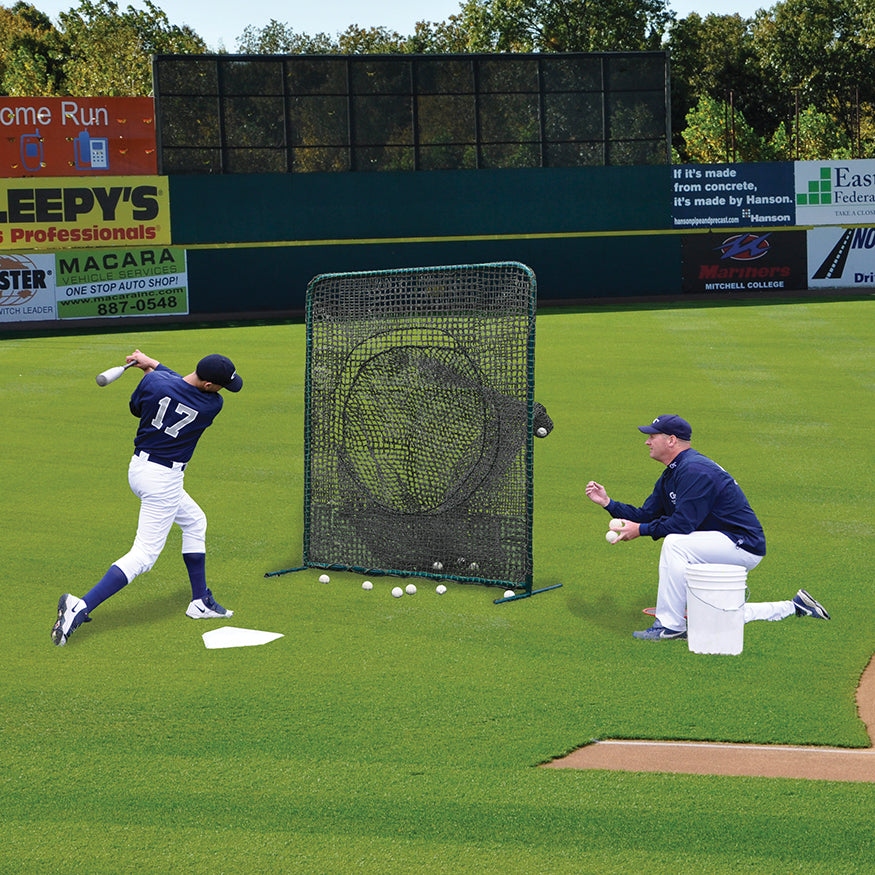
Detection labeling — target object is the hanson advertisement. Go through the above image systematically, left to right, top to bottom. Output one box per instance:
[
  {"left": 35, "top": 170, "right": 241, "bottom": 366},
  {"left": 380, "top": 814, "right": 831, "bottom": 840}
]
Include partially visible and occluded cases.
[{"left": 671, "top": 163, "right": 796, "bottom": 229}]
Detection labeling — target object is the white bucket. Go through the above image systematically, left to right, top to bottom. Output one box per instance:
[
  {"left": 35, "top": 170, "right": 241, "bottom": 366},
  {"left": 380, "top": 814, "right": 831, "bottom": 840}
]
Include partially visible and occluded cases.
[{"left": 685, "top": 563, "right": 749, "bottom": 655}]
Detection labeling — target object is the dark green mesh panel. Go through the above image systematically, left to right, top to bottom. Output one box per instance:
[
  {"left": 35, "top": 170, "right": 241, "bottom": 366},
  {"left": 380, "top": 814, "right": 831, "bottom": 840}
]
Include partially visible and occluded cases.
[{"left": 303, "top": 263, "right": 536, "bottom": 588}]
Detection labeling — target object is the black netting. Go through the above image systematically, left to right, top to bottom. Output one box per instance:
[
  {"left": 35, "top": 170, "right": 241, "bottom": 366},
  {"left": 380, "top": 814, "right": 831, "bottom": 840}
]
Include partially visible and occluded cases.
[
  {"left": 153, "top": 52, "right": 669, "bottom": 172},
  {"left": 303, "top": 263, "right": 536, "bottom": 587}
]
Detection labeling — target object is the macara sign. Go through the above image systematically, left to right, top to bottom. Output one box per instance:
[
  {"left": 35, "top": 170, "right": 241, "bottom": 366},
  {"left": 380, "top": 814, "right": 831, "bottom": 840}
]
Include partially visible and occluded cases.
[
  {"left": 0, "top": 97, "right": 156, "bottom": 177},
  {"left": 0, "top": 177, "right": 171, "bottom": 250}
]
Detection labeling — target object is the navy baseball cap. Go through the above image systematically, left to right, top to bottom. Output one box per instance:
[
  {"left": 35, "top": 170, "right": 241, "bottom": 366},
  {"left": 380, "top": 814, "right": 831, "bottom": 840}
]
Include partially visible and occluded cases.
[
  {"left": 196, "top": 354, "right": 243, "bottom": 392},
  {"left": 638, "top": 415, "right": 691, "bottom": 441}
]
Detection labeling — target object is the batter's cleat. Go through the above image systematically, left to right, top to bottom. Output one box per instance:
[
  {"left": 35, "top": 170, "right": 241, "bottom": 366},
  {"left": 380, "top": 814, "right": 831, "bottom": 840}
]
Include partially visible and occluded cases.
[
  {"left": 186, "top": 589, "right": 233, "bottom": 619},
  {"left": 793, "top": 589, "right": 831, "bottom": 620},
  {"left": 51, "top": 593, "right": 90, "bottom": 646},
  {"left": 632, "top": 621, "right": 687, "bottom": 641}
]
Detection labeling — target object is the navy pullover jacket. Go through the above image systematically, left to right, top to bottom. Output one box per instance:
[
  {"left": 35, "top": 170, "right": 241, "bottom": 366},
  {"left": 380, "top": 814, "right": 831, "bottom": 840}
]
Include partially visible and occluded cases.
[{"left": 605, "top": 448, "right": 766, "bottom": 556}]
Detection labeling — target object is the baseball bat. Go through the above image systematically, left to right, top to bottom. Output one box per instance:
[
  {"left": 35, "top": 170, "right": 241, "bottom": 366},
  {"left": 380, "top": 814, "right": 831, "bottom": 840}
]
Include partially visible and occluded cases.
[{"left": 95, "top": 360, "right": 138, "bottom": 387}]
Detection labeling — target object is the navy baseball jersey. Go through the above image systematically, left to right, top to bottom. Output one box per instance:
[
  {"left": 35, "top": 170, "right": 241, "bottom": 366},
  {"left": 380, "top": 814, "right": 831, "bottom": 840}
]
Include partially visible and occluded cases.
[
  {"left": 130, "top": 364, "right": 223, "bottom": 463},
  {"left": 606, "top": 447, "right": 766, "bottom": 556}
]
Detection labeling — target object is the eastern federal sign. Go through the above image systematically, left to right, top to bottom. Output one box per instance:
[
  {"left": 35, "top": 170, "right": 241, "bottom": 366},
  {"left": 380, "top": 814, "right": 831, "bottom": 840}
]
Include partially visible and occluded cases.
[
  {"left": 795, "top": 160, "right": 875, "bottom": 225},
  {"left": 671, "top": 163, "right": 795, "bottom": 230},
  {"left": 0, "top": 176, "right": 170, "bottom": 250}
]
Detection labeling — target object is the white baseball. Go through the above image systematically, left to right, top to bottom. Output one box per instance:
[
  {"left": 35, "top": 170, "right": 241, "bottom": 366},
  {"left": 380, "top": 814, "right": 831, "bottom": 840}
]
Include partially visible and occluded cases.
[
  {"left": 536, "top": 427, "right": 547, "bottom": 437},
  {"left": 609, "top": 519, "right": 625, "bottom": 531},
  {"left": 605, "top": 530, "right": 619, "bottom": 544},
  {"left": 432, "top": 561, "right": 444, "bottom": 571},
  {"left": 319, "top": 573, "right": 330, "bottom": 583},
  {"left": 362, "top": 580, "right": 373, "bottom": 590},
  {"left": 405, "top": 584, "right": 417, "bottom": 595},
  {"left": 436, "top": 584, "right": 447, "bottom": 595},
  {"left": 391, "top": 586, "right": 404, "bottom": 598},
  {"left": 503, "top": 590, "right": 515, "bottom": 599}
]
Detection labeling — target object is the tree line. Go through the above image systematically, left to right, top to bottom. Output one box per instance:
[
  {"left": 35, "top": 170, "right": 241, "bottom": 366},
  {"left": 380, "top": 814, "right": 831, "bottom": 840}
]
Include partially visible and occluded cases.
[{"left": 1, "top": 0, "right": 873, "bottom": 163}]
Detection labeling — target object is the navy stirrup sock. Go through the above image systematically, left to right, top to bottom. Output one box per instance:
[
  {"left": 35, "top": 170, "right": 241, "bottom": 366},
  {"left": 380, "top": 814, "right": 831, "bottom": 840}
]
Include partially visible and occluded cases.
[
  {"left": 183, "top": 553, "right": 208, "bottom": 601},
  {"left": 83, "top": 565, "right": 129, "bottom": 612}
]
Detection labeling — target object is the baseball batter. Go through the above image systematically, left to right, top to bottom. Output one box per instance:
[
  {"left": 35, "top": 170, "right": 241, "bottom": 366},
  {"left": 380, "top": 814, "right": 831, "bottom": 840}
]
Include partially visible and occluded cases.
[
  {"left": 52, "top": 349, "right": 243, "bottom": 646},
  {"left": 586, "top": 415, "right": 830, "bottom": 640}
]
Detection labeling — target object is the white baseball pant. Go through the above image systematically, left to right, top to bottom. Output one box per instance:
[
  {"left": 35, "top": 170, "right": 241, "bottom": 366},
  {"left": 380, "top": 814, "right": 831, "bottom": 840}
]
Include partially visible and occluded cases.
[
  {"left": 113, "top": 453, "right": 207, "bottom": 583},
  {"left": 656, "top": 531, "right": 794, "bottom": 632}
]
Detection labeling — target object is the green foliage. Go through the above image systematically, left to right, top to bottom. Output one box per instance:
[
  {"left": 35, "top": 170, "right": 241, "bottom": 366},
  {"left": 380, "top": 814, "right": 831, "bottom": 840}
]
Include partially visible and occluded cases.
[
  {"left": 2, "top": 0, "right": 875, "bottom": 158},
  {"left": 57, "top": 0, "right": 206, "bottom": 96},
  {"left": 456, "top": 0, "right": 672, "bottom": 52},
  {"left": 750, "top": 0, "right": 875, "bottom": 143},
  {"left": 0, "top": 2, "right": 64, "bottom": 95},
  {"left": 668, "top": 13, "right": 779, "bottom": 156},
  {"left": 236, "top": 16, "right": 474, "bottom": 55},
  {"left": 236, "top": 20, "right": 340, "bottom": 54},
  {"left": 680, "top": 93, "right": 868, "bottom": 163},
  {"left": 680, "top": 94, "right": 769, "bottom": 163},
  {"left": 768, "top": 105, "right": 858, "bottom": 160},
  {"left": 1, "top": 302, "right": 873, "bottom": 871}
]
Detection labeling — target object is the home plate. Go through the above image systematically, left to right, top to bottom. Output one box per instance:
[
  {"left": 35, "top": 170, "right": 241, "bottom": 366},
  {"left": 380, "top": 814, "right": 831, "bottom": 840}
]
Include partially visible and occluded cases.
[{"left": 202, "top": 626, "right": 284, "bottom": 649}]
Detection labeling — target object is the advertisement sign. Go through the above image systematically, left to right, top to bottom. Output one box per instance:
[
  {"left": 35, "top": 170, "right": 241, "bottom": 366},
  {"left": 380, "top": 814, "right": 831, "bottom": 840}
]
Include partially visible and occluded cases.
[
  {"left": 0, "top": 97, "right": 156, "bottom": 177},
  {"left": 795, "top": 160, "right": 875, "bottom": 225},
  {"left": 671, "top": 162, "right": 796, "bottom": 230},
  {"left": 0, "top": 176, "right": 170, "bottom": 250},
  {"left": 807, "top": 226, "right": 875, "bottom": 288},
  {"left": 681, "top": 230, "right": 807, "bottom": 293},
  {"left": 0, "top": 246, "right": 188, "bottom": 323},
  {"left": 55, "top": 247, "right": 188, "bottom": 320},
  {"left": 0, "top": 252, "right": 57, "bottom": 321}
]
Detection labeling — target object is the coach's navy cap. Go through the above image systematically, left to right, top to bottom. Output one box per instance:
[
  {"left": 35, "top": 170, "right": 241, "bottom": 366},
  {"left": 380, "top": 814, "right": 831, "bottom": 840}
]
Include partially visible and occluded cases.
[
  {"left": 197, "top": 354, "right": 243, "bottom": 392},
  {"left": 638, "top": 415, "right": 691, "bottom": 441}
]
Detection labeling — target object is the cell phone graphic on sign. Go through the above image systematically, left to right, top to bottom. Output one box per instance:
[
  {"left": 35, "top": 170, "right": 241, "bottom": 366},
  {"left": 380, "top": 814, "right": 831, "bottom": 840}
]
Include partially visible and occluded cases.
[
  {"left": 21, "top": 130, "right": 44, "bottom": 172},
  {"left": 74, "top": 130, "right": 110, "bottom": 170}
]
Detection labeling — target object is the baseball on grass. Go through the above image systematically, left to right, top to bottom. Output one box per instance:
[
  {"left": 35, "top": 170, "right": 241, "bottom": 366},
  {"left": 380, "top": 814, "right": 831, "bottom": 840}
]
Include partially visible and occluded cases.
[
  {"left": 536, "top": 427, "right": 547, "bottom": 437},
  {"left": 609, "top": 518, "right": 626, "bottom": 531},
  {"left": 605, "top": 530, "right": 620, "bottom": 544},
  {"left": 319, "top": 573, "right": 330, "bottom": 583},
  {"left": 362, "top": 580, "right": 373, "bottom": 590},
  {"left": 405, "top": 583, "right": 417, "bottom": 595},
  {"left": 436, "top": 584, "right": 447, "bottom": 595},
  {"left": 391, "top": 586, "right": 404, "bottom": 598},
  {"left": 503, "top": 589, "right": 515, "bottom": 599}
]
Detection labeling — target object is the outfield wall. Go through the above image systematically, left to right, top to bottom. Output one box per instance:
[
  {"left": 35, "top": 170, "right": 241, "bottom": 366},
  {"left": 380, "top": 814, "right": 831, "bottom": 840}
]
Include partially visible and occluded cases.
[
  {"left": 2, "top": 161, "right": 875, "bottom": 329},
  {"left": 174, "top": 166, "right": 676, "bottom": 318}
]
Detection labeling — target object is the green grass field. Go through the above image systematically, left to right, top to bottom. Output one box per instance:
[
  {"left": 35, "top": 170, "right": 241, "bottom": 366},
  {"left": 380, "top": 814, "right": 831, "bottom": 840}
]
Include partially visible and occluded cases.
[{"left": 2, "top": 297, "right": 873, "bottom": 873}]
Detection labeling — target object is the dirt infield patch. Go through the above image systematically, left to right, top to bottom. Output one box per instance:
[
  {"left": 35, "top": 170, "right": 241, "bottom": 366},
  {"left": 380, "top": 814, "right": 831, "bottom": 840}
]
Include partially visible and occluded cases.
[{"left": 543, "top": 655, "right": 875, "bottom": 783}]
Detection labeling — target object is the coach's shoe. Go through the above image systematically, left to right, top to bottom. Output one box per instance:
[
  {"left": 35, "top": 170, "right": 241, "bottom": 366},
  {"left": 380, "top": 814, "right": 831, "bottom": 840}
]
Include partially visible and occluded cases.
[
  {"left": 186, "top": 589, "right": 233, "bottom": 619},
  {"left": 793, "top": 589, "right": 831, "bottom": 620},
  {"left": 51, "top": 593, "right": 90, "bottom": 646},
  {"left": 632, "top": 621, "right": 687, "bottom": 641}
]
